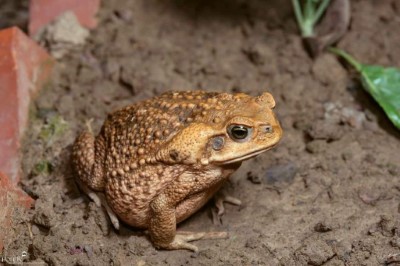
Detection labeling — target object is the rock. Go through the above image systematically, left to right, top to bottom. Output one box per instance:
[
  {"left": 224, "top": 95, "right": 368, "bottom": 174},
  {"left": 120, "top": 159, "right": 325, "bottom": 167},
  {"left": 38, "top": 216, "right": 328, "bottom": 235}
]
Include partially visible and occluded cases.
[
  {"left": 29, "top": 0, "right": 100, "bottom": 36},
  {"left": 115, "top": 10, "right": 133, "bottom": 22},
  {"left": 36, "top": 11, "right": 89, "bottom": 59},
  {"left": 323, "top": 102, "right": 366, "bottom": 129},
  {"left": 307, "top": 120, "right": 344, "bottom": 141},
  {"left": 306, "top": 140, "right": 328, "bottom": 154},
  {"left": 264, "top": 162, "right": 298, "bottom": 184},
  {"left": 388, "top": 163, "right": 400, "bottom": 176},
  {"left": 247, "top": 171, "right": 262, "bottom": 184},
  {"left": 358, "top": 189, "right": 380, "bottom": 206},
  {"left": 32, "top": 200, "right": 57, "bottom": 228},
  {"left": 377, "top": 215, "right": 397, "bottom": 237},
  {"left": 314, "top": 221, "right": 334, "bottom": 233},
  {"left": 245, "top": 237, "right": 261, "bottom": 249},
  {"left": 390, "top": 237, "right": 400, "bottom": 248},
  {"left": 295, "top": 238, "right": 335, "bottom": 265},
  {"left": 386, "top": 253, "right": 400, "bottom": 264}
]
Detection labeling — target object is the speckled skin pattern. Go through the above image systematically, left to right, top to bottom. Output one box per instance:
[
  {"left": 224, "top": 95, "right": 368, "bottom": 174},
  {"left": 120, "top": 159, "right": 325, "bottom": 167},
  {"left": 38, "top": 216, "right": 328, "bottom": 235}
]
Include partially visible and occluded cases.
[{"left": 72, "top": 90, "right": 282, "bottom": 250}]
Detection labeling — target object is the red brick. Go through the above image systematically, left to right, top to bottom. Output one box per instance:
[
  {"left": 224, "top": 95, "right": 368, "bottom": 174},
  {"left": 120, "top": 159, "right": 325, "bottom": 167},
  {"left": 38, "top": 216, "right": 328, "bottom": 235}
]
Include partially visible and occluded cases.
[
  {"left": 29, "top": 0, "right": 100, "bottom": 36},
  {"left": 0, "top": 27, "right": 53, "bottom": 183},
  {"left": 0, "top": 28, "right": 49, "bottom": 250},
  {"left": 0, "top": 172, "right": 33, "bottom": 252}
]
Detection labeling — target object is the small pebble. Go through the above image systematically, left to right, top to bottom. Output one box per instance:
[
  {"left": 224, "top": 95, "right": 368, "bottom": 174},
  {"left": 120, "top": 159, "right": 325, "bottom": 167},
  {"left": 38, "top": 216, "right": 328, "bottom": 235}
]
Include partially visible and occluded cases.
[
  {"left": 264, "top": 162, "right": 298, "bottom": 184},
  {"left": 247, "top": 171, "right": 262, "bottom": 184},
  {"left": 314, "top": 222, "right": 332, "bottom": 232},
  {"left": 69, "top": 245, "right": 84, "bottom": 255},
  {"left": 84, "top": 245, "right": 93, "bottom": 257}
]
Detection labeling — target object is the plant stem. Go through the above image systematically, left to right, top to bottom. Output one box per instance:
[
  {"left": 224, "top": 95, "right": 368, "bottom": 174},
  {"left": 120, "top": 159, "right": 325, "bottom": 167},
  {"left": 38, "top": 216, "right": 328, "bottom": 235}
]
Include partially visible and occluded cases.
[
  {"left": 291, "top": 0, "right": 332, "bottom": 37},
  {"left": 292, "top": 0, "right": 304, "bottom": 30},
  {"left": 304, "top": 0, "right": 314, "bottom": 19},
  {"left": 313, "top": 0, "right": 331, "bottom": 24},
  {"left": 302, "top": 19, "right": 314, "bottom": 37},
  {"left": 328, "top": 47, "right": 363, "bottom": 72}
]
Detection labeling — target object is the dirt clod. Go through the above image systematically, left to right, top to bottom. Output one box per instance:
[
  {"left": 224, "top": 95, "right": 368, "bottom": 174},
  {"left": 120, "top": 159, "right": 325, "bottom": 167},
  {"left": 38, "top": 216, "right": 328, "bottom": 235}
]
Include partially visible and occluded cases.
[
  {"left": 307, "top": 120, "right": 344, "bottom": 141},
  {"left": 263, "top": 162, "right": 298, "bottom": 184},
  {"left": 32, "top": 200, "right": 57, "bottom": 229},
  {"left": 314, "top": 221, "right": 333, "bottom": 233},
  {"left": 295, "top": 238, "right": 335, "bottom": 265}
]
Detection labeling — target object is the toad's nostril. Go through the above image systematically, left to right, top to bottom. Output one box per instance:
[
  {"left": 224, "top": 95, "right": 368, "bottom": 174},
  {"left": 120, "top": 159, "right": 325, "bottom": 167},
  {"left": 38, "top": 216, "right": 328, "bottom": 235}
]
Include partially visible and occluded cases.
[{"left": 263, "top": 125, "right": 273, "bottom": 133}]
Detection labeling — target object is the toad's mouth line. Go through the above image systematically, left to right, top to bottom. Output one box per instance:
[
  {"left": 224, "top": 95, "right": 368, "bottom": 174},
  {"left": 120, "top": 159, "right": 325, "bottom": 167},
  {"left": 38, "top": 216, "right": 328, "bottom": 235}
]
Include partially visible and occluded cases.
[{"left": 215, "top": 144, "right": 278, "bottom": 165}]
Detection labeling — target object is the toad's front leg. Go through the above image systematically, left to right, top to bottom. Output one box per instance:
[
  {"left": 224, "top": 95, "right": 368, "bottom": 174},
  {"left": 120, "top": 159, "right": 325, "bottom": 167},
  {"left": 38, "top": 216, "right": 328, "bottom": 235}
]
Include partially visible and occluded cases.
[
  {"left": 149, "top": 176, "right": 227, "bottom": 252},
  {"left": 214, "top": 190, "right": 242, "bottom": 216}
]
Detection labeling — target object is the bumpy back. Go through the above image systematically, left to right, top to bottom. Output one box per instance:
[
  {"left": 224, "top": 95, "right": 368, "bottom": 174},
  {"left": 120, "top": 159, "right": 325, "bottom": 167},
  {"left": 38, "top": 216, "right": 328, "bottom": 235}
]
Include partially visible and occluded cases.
[{"left": 101, "top": 90, "right": 261, "bottom": 168}]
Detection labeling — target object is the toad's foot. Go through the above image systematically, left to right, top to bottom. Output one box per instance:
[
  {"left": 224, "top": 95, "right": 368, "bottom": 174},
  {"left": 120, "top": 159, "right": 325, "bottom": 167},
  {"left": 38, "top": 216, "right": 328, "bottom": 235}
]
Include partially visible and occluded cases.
[
  {"left": 85, "top": 118, "right": 94, "bottom": 134},
  {"left": 76, "top": 178, "right": 120, "bottom": 230},
  {"left": 76, "top": 178, "right": 101, "bottom": 206},
  {"left": 214, "top": 191, "right": 242, "bottom": 216},
  {"left": 97, "top": 193, "right": 120, "bottom": 230},
  {"left": 164, "top": 231, "right": 228, "bottom": 252}
]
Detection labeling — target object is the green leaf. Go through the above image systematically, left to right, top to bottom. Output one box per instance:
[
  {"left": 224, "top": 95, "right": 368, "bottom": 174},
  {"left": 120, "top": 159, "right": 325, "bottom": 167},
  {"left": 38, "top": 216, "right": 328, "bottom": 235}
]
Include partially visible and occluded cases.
[
  {"left": 330, "top": 47, "right": 400, "bottom": 129},
  {"left": 360, "top": 65, "right": 400, "bottom": 128},
  {"left": 39, "top": 114, "right": 69, "bottom": 147},
  {"left": 33, "top": 160, "right": 53, "bottom": 176}
]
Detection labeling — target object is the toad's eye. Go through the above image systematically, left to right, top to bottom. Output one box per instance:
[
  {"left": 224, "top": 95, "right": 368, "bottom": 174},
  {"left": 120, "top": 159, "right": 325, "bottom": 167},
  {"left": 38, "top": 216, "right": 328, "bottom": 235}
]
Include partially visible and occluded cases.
[{"left": 228, "top": 125, "right": 252, "bottom": 142}]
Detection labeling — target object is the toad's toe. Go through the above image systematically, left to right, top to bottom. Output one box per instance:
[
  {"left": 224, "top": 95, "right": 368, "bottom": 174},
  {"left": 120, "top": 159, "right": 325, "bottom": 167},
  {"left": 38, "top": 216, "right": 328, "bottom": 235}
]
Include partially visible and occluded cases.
[
  {"left": 214, "top": 192, "right": 242, "bottom": 216},
  {"left": 161, "top": 231, "right": 228, "bottom": 252}
]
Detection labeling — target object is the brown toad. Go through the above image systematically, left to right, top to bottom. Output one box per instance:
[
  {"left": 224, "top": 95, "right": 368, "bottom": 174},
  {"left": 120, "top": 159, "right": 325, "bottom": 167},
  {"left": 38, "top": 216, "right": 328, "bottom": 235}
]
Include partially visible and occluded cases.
[{"left": 72, "top": 90, "right": 282, "bottom": 252}]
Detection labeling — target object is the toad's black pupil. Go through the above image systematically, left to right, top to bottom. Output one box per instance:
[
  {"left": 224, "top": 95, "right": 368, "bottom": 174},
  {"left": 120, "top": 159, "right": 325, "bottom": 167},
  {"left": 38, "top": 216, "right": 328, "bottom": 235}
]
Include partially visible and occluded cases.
[{"left": 231, "top": 126, "right": 248, "bottom": 139}]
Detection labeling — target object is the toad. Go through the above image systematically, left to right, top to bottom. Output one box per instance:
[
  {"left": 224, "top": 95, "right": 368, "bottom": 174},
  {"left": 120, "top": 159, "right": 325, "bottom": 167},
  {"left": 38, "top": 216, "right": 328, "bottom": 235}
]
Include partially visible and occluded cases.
[{"left": 72, "top": 90, "right": 282, "bottom": 252}]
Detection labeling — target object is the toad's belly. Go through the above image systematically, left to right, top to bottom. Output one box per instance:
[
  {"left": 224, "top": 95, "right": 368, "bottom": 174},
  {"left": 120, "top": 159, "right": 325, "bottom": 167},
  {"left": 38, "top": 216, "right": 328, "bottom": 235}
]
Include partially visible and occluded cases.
[
  {"left": 104, "top": 164, "right": 239, "bottom": 228},
  {"left": 104, "top": 164, "right": 186, "bottom": 228},
  {"left": 105, "top": 179, "right": 160, "bottom": 229},
  {"left": 105, "top": 180, "right": 225, "bottom": 229},
  {"left": 175, "top": 180, "right": 225, "bottom": 223}
]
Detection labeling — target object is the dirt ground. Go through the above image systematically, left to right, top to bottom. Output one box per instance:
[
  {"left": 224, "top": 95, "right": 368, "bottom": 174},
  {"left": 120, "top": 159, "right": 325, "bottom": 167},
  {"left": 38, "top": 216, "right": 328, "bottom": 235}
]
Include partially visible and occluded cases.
[{"left": 3, "top": 0, "right": 400, "bottom": 265}]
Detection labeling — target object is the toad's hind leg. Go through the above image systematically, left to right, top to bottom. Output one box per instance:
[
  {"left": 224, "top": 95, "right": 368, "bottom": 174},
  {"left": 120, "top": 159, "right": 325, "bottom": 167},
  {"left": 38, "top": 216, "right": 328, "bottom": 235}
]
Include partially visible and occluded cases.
[
  {"left": 72, "top": 132, "right": 106, "bottom": 192},
  {"left": 72, "top": 132, "right": 120, "bottom": 228},
  {"left": 72, "top": 132, "right": 107, "bottom": 208},
  {"left": 149, "top": 179, "right": 228, "bottom": 252},
  {"left": 150, "top": 197, "right": 227, "bottom": 252}
]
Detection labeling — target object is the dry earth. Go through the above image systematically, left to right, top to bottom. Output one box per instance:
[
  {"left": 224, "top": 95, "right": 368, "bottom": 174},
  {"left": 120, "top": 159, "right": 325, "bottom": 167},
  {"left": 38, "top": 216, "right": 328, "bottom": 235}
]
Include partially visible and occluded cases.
[{"left": 2, "top": 0, "right": 400, "bottom": 265}]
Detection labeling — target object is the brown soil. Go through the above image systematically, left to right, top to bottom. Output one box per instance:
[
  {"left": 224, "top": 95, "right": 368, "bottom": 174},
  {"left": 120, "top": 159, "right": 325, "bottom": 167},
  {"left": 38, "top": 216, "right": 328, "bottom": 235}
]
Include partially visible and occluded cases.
[{"left": 5, "top": 0, "right": 400, "bottom": 265}]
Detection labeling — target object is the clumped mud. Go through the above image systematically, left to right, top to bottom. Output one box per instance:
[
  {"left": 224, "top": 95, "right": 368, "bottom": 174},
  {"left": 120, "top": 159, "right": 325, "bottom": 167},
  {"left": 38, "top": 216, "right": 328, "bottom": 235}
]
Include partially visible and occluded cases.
[{"left": 5, "top": 0, "right": 400, "bottom": 265}]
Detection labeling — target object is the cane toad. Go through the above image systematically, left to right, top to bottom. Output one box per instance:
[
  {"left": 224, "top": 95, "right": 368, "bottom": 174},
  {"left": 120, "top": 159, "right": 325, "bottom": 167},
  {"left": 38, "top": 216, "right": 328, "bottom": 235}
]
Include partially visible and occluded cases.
[{"left": 72, "top": 90, "right": 282, "bottom": 251}]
